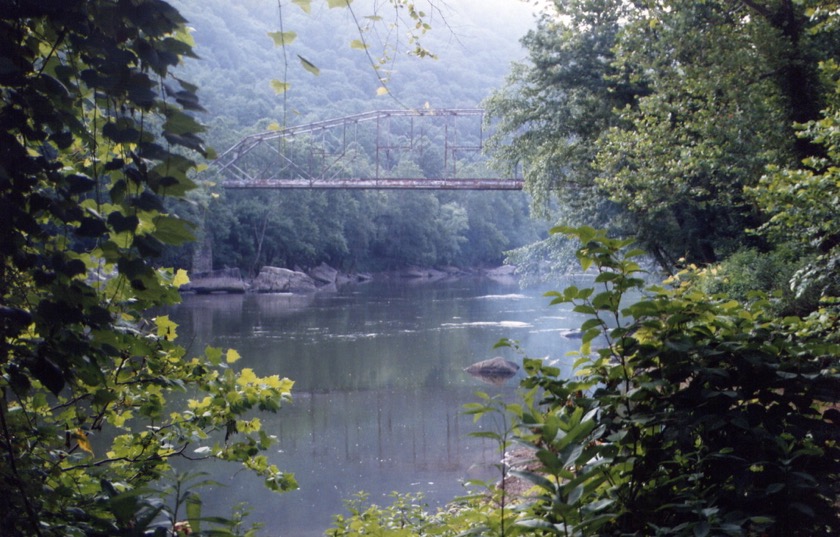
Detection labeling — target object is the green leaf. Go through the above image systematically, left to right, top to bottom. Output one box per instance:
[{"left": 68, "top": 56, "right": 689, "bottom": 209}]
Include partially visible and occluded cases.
[
  {"left": 291, "top": 0, "right": 311, "bottom": 13},
  {"left": 327, "top": 0, "right": 351, "bottom": 7},
  {"left": 267, "top": 31, "right": 297, "bottom": 47},
  {"left": 350, "top": 39, "right": 368, "bottom": 50},
  {"left": 297, "top": 55, "right": 320, "bottom": 75},
  {"left": 270, "top": 79, "right": 290, "bottom": 94},
  {"left": 163, "top": 109, "right": 205, "bottom": 135},
  {"left": 108, "top": 211, "right": 139, "bottom": 233},
  {"left": 153, "top": 215, "right": 195, "bottom": 245},
  {"left": 549, "top": 225, "right": 575, "bottom": 236},
  {"left": 133, "top": 234, "right": 165, "bottom": 258},
  {"left": 155, "top": 315, "right": 178, "bottom": 341},
  {"left": 581, "top": 318, "right": 602, "bottom": 331},
  {"left": 206, "top": 346, "right": 223, "bottom": 366},
  {"left": 226, "top": 348, "right": 241, "bottom": 364},
  {"left": 469, "top": 431, "right": 502, "bottom": 440},
  {"left": 510, "top": 469, "right": 556, "bottom": 492},
  {"left": 567, "top": 484, "right": 584, "bottom": 504},
  {"left": 186, "top": 492, "right": 202, "bottom": 534},
  {"left": 582, "top": 498, "right": 614, "bottom": 513},
  {"left": 518, "top": 518, "right": 555, "bottom": 529},
  {"left": 693, "top": 521, "right": 710, "bottom": 537}
]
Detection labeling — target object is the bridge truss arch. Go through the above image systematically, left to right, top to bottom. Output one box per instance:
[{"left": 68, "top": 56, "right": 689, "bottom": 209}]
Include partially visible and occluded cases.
[{"left": 207, "top": 108, "right": 522, "bottom": 190}]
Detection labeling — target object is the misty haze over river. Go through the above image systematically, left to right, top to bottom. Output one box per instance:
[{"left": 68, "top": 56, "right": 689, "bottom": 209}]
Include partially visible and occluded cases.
[{"left": 167, "top": 277, "right": 588, "bottom": 536}]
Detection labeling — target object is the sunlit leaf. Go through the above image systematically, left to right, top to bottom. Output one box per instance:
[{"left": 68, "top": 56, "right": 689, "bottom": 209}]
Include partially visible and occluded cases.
[
  {"left": 291, "top": 0, "right": 311, "bottom": 13},
  {"left": 327, "top": 0, "right": 351, "bottom": 8},
  {"left": 267, "top": 31, "right": 297, "bottom": 46},
  {"left": 350, "top": 39, "right": 368, "bottom": 50},
  {"left": 297, "top": 55, "right": 320, "bottom": 75},
  {"left": 270, "top": 79, "right": 291, "bottom": 94},
  {"left": 376, "top": 86, "right": 389, "bottom": 96},
  {"left": 173, "top": 269, "right": 190, "bottom": 288},
  {"left": 155, "top": 315, "right": 178, "bottom": 341},
  {"left": 226, "top": 348, "right": 241, "bottom": 364},
  {"left": 237, "top": 368, "right": 258, "bottom": 386},
  {"left": 75, "top": 429, "right": 94, "bottom": 456}
]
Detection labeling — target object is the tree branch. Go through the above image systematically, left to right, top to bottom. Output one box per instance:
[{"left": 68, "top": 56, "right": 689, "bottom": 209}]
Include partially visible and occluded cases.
[
  {"left": 735, "top": 0, "right": 774, "bottom": 21},
  {"left": 0, "top": 398, "right": 44, "bottom": 537}
]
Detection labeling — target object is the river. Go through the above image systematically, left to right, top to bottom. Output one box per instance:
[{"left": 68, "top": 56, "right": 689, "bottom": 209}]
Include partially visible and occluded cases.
[{"left": 166, "top": 276, "right": 588, "bottom": 536}]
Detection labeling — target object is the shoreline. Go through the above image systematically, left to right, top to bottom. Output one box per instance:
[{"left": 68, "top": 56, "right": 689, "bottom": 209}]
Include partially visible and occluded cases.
[{"left": 179, "top": 264, "right": 519, "bottom": 295}]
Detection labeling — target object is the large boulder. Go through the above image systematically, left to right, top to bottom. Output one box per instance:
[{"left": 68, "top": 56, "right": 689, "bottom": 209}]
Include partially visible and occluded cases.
[
  {"left": 309, "top": 262, "right": 339, "bottom": 285},
  {"left": 483, "top": 264, "right": 518, "bottom": 284},
  {"left": 252, "top": 266, "right": 317, "bottom": 293},
  {"left": 400, "top": 266, "right": 447, "bottom": 281},
  {"left": 401, "top": 266, "right": 430, "bottom": 278},
  {"left": 182, "top": 268, "right": 248, "bottom": 294}
]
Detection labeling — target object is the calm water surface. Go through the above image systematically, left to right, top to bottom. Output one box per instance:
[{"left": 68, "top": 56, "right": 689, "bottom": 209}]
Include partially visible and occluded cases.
[{"left": 167, "top": 277, "right": 587, "bottom": 536}]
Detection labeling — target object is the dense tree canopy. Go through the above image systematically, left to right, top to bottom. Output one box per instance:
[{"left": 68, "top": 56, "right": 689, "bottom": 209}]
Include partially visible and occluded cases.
[{"left": 490, "top": 0, "right": 840, "bottom": 287}]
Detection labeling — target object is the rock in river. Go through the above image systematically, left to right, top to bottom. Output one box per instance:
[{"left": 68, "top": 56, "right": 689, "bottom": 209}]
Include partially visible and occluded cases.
[
  {"left": 251, "top": 266, "right": 317, "bottom": 293},
  {"left": 464, "top": 356, "right": 520, "bottom": 385}
]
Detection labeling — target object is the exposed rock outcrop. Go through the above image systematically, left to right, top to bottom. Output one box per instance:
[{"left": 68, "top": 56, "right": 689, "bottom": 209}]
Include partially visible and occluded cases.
[
  {"left": 182, "top": 262, "right": 516, "bottom": 295},
  {"left": 309, "top": 262, "right": 339, "bottom": 285},
  {"left": 481, "top": 264, "right": 516, "bottom": 283},
  {"left": 251, "top": 266, "right": 317, "bottom": 294},
  {"left": 400, "top": 266, "right": 435, "bottom": 279},
  {"left": 181, "top": 268, "right": 248, "bottom": 294},
  {"left": 353, "top": 272, "right": 373, "bottom": 282}
]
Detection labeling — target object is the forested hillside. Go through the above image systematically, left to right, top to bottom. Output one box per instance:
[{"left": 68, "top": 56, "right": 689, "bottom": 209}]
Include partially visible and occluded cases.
[{"left": 166, "top": 0, "right": 541, "bottom": 274}]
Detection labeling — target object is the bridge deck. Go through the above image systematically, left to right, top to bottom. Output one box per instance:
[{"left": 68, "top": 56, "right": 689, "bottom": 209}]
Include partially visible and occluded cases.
[{"left": 222, "top": 178, "right": 524, "bottom": 190}]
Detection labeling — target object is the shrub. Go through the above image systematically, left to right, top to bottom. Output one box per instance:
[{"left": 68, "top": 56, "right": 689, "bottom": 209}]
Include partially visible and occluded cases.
[{"left": 504, "top": 226, "right": 840, "bottom": 536}]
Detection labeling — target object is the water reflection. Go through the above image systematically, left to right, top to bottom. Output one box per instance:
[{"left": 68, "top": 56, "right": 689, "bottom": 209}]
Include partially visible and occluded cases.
[{"left": 167, "top": 279, "right": 584, "bottom": 536}]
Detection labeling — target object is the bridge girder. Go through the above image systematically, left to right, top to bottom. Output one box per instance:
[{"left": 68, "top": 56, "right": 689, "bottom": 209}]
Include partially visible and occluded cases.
[
  {"left": 207, "top": 108, "right": 521, "bottom": 190},
  {"left": 222, "top": 178, "right": 524, "bottom": 190}
]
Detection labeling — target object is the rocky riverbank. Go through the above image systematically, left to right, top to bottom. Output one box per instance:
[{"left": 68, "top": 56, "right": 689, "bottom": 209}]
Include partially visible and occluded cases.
[{"left": 180, "top": 263, "right": 517, "bottom": 294}]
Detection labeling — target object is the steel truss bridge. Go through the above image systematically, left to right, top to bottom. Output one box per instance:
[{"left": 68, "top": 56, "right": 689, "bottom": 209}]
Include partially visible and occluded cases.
[{"left": 209, "top": 108, "right": 522, "bottom": 190}]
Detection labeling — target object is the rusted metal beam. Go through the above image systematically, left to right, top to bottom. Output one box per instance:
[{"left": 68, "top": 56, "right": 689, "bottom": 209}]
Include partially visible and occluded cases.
[{"left": 222, "top": 178, "right": 524, "bottom": 190}]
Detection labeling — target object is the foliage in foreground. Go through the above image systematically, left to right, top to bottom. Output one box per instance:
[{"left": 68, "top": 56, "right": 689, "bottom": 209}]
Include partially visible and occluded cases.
[
  {"left": 0, "top": 2, "right": 295, "bottom": 535},
  {"left": 330, "top": 226, "right": 840, "bottom": 536}
]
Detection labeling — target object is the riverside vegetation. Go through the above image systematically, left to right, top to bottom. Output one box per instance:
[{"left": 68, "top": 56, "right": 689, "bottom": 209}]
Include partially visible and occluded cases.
[{"left": 2, "top": 1, "right": 839, "bottom": 537}]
